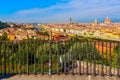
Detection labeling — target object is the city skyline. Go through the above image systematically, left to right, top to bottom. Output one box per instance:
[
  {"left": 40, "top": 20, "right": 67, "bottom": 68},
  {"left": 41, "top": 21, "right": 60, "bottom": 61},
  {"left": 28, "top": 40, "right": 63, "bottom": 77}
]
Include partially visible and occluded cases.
[{"left": 0, "top": 0, "right": 120, "bottom": 23}]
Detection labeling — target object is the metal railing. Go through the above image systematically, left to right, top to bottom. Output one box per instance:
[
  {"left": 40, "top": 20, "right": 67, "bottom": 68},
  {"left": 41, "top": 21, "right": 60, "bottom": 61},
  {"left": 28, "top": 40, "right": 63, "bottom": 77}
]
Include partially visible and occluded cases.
[{"left": 0, "top": 40, "right": 120, "bottom": 77}]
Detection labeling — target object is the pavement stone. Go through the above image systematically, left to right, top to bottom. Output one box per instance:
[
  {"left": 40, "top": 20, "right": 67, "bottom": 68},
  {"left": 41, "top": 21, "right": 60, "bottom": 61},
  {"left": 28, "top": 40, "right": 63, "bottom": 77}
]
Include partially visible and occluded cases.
[{"left": 1, "top": 74, "right": 120, "bottom": 80}]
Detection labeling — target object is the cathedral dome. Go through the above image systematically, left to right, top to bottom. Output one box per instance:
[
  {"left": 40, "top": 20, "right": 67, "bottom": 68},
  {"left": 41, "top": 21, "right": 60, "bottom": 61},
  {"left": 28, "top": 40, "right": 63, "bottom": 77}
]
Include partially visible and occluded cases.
[{"left": 104, "top": 17, "right": 111, "bottom": 24}]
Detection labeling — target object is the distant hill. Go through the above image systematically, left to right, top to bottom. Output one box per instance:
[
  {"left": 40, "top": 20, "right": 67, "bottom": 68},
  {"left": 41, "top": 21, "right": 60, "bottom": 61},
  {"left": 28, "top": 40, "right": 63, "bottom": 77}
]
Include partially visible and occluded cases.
[
  {"left": 76, "top": 18, "right": 120, "bottom": 23},
  {"left": 0, "top": 21, "right": 10, "bottom": 29}
]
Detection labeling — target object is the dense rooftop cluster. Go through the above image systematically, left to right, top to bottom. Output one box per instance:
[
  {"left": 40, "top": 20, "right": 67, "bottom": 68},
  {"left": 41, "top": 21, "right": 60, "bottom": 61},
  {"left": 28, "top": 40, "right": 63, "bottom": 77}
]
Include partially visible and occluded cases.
[{"left": 0, "top": 17, "right": 120, "bottom": 41}]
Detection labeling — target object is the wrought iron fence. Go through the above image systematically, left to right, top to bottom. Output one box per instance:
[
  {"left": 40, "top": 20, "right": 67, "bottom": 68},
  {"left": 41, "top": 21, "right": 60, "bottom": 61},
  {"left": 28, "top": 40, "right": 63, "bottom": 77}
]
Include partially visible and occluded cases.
[{"left": 0, "top": 40, "right": 120, "bottom": 77}]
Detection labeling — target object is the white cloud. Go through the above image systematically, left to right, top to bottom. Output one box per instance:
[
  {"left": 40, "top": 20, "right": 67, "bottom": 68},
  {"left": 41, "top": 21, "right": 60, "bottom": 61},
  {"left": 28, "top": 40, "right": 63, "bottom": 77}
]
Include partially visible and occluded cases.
[
  {"left": 3, "top": 0, "right": 120, "bottom": 23},
  {"left": 17, "top": 8, "right": 42, "bottom": 14}
]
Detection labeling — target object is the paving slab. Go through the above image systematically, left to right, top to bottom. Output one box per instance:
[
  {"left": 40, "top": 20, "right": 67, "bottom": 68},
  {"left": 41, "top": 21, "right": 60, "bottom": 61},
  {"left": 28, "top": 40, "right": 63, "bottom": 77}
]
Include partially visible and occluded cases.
[{"left": 1, "top": 74, "right": 120, "bottom": 80}]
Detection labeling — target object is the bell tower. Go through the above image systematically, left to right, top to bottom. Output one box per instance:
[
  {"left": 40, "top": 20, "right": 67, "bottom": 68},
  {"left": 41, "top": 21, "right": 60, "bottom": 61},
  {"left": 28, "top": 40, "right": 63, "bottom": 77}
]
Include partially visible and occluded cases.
[{"left": 69, "top": 17, "right": 72, "bottom": 24}]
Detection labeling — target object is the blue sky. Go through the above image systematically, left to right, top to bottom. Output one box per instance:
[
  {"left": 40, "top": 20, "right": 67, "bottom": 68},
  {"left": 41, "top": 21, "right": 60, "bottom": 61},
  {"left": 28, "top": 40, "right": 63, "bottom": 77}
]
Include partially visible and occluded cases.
[{"left": 0, "top": 0, "right": 120, "bottom": 23}]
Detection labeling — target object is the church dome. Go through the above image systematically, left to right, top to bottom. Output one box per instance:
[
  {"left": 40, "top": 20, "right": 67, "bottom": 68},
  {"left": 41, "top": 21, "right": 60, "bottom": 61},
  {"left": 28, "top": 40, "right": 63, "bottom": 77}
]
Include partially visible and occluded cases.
[{"left": 104, "top": 17, "right": 111, "bottom": 24}]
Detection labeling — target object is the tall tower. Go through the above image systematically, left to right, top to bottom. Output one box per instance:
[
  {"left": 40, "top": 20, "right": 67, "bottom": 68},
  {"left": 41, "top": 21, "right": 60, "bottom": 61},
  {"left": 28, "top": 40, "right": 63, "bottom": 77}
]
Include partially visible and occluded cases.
[
  {"left": 69, "top": 17, "right": 72, "bottom": 24},
  {"left": 92, "top": 18, "right": 98, "bottom": 26},
  {"left": 95, "top": 18, "right": 98, "bottom": 26}
]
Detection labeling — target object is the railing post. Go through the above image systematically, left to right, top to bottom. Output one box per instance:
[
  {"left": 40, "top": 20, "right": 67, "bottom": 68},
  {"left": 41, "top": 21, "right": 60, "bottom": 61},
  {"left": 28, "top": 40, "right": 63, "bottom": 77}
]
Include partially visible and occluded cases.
[
  {"left": 71, "top": 39, "right": 74, "bottom": 75},
  {"left": 49, "top": 40, "right": 52, "bottom": 75},
  {"left": 26, "top": 41, "right": 29, "bottom": 75},
  {"left": 34, "top": 41, "right": 36, "bottom": 75},
  {"left": 41, "top": 41, "right": 44, "bottom": 74},
  {"left": 63, "top": 41, "right": 67, "bottom": 74},
  {"left": 79, "top": 41, "right": 82, "bottom": 75},
  {"left": 82, "top": 41, "right": 84, "bottom": 74},
  {"left": 86, "top": 41, "right": 89, "bottom": 75},
  {"left": 90, "top": 41, "right": 92, "bottom": 75},
  {"left": 93, "top": 41, "right": 96, "bottom": 76},
  {"left": 98, "top": 41, "right": 100, "bottom": 75},
  {"left": 101, "top": 41, "right": 104, "bottom": 76},
  {"left": 105, "top": 41, "right": 108, "bottom": 75},
  {"left": 3, "top": 42, "right": 6, "bottom": 75},
  {"left": 11, "top": 42, "right": 14, "bottom": 75},
  {"left": 19, "top": 42, "right": 22, "bottom": 75},
  {"left": 57, "top": 42, "right": 60, "bottom": 74},
  {"left": 109, "top": 42, "right": 112, "bottom": 76},
  {"left": 117, "top": 42, "right": 120, "bottom": 77}
]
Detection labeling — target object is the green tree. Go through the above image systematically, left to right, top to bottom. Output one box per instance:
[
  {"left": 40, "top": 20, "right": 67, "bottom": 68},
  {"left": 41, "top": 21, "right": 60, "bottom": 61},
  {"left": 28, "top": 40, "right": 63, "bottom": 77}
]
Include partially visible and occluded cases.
[
  {"left": 0, "top": 21, "right": 10, "bottom": 29},
  {"left": 36, "top": 31, "right": 49, "bottom": 36},
  {"left": 0, "top": 32, "right": 8, "bottom": 40},
  {"left": 69, "top": 41, "right": 102, "bottom": 63},
  {"left": 112, "top": 44, "right": 120, "bottom": 67}
]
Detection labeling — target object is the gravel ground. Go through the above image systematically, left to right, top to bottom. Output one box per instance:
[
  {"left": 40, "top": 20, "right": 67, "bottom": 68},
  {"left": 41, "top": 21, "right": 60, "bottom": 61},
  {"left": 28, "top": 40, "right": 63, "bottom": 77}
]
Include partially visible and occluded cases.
[{"left": 1, "top": 74, "right": 120, "bottom": 80}]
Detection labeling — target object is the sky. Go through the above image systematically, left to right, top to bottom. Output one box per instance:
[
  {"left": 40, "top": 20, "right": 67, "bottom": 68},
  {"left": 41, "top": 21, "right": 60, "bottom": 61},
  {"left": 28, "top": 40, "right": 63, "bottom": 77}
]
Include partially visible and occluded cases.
[{"left": 0, "top": 0, "right": 120, "bottom": 23}]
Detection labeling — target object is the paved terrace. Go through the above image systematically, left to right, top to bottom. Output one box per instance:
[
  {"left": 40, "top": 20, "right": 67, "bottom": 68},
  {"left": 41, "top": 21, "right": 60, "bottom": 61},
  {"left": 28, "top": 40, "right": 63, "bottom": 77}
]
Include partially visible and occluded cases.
[
  {"left": 1, "top": 61, "right": 120, "bottom": 80},
  {"left": 2, "top": 74, "right": 120, "bottom": 80}
]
